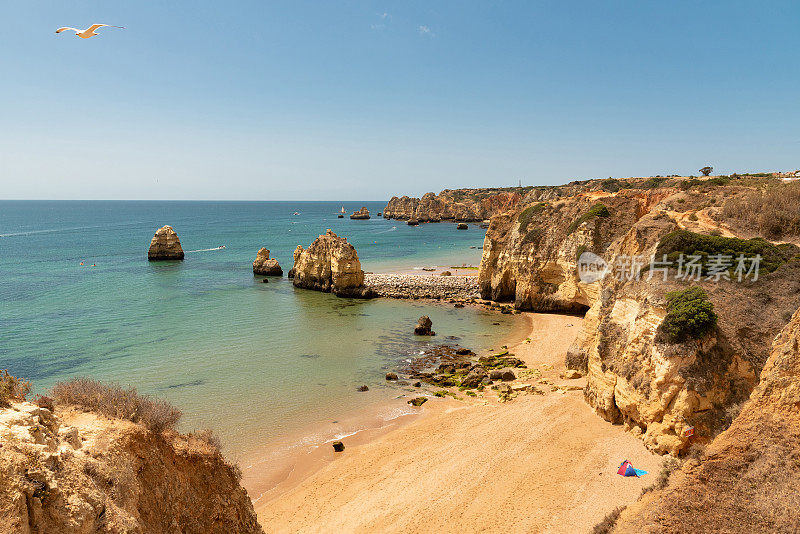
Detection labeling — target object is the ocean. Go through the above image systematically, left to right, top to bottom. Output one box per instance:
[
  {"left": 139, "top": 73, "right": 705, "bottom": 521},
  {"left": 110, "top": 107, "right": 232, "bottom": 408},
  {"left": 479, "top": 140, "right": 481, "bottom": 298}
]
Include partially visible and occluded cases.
[{"left": 0, "top": 200, "right": 522, "bottom": 460}]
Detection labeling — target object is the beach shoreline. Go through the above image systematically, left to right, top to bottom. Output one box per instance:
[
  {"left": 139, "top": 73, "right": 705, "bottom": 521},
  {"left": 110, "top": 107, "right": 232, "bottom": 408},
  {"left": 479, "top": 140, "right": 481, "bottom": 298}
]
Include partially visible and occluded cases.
[{"left": 251, "top": 311, "right": 661, "bottom": 533}]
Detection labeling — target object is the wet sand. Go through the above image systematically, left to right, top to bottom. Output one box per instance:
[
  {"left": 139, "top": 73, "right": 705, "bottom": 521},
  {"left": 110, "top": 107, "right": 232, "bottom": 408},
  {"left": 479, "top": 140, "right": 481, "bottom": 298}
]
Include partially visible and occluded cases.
[{"left": 253, "top": 312, "right": 660, "bottom": 533}]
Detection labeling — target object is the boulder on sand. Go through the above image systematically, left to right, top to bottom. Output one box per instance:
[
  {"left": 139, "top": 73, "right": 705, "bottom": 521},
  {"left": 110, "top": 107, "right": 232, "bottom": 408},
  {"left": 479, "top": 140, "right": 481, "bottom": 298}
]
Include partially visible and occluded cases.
[
  {"left": 148, "top": 226, "right": 184, "bottom": 261},
  {"left": 290, "top": 230, "right": 375, "bottom": 298},
  {"left": 252, "top": 248, "right": 283, "bottom": 276},
  {"left": 414, "top": 315, "right": 435, "bottom": 336}
]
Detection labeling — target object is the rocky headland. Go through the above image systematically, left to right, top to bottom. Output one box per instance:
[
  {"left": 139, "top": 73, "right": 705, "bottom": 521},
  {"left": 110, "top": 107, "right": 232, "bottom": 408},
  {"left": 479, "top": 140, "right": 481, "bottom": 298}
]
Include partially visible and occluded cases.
[
  {"left": 477, "top": 175, "right": 800, "bottom": 454},
  {"left": 383, "top": 187, "right": 528, "bottom": 223},
  {"left": 147, "top": 225, "right": 184, "bottom": 261},
  {"left": 290, "top": 229, "right": 375, "bottom": 298},
  {"left": 252, "top": 248, "right": 283, "bottom": 276},
  {"left": 0, "top": 379, "right": 262, "bottom": 534}
]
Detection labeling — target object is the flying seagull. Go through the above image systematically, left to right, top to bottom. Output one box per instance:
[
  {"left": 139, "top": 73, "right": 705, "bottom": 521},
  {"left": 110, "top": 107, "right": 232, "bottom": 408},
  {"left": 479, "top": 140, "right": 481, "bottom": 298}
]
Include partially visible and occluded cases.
[{"left": 55, "top": 24, "right": 124, "bottom": 39}]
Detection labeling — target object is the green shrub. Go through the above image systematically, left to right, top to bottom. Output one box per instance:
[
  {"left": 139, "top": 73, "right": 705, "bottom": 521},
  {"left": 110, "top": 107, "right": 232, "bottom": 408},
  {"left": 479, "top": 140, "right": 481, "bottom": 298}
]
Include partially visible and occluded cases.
[
  {"left": 640, "top": 176, "right": 669, "bottom": 189},
  {"left": 601, "top": 178, "right": 623, "bottom": 193},
  {"left": 517, "top": 203, "right": 547, "bottom": 232},
  {"left": 568, "top": 203, "right": 611, "bottom": 234},
  {"left": 688, "top": 213, "right": 699, "bottom": 221},
  {"left": 655, "top": 229, "right": 800, "bottom": 275},
  {"left": 661, "top": 287, "right": 717, "bottom": 342},
  {"left": 0, "top": 371, "right": 31, "bottom": 407},
  {"left": 52, "top": 378, "right": 182, "bottom": 433},
  {"left": 592, "top": 506, "right": 626, "bottom": 534}
]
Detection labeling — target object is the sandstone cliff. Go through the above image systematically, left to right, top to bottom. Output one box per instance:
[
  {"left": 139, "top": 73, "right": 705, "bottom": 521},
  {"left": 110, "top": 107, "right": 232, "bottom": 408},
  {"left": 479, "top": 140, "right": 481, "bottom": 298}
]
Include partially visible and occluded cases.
[
  {"left": 478, "top": 176, "right": 800, "bottom": 454},
  {"left": 383, "top": 187, "right": 528, "bottom": 223},
  {"left": 350, "top": 207, "right": 370, "bottom": 220},
  {"left": 148, "top": 225, "right": 184, "bottom": 261},
  {"left": 290, "top": 229, "right": 375, "bottom": 298},
  {"left": 252, "top": 248, "right": 283, "bottom": 276},
  {"left": 614, "top": 305, "right": 800, "bottom": 533},
  {"left": 0, "top": 400, "right": 263, "bottom": 534}
]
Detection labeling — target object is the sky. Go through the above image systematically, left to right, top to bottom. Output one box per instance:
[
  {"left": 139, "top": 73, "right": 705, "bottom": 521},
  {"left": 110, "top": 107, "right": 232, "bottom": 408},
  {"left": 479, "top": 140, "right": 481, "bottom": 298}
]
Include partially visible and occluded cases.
[{"left": 1, "top": 1, "right": 798, "bottom": 200}]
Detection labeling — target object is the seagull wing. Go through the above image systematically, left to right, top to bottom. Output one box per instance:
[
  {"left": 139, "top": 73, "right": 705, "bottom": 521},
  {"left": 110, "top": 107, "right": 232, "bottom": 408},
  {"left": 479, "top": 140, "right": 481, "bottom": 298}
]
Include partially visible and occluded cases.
[
  {"left": 86, "top": 24, "right": 124, "bottom": 32},
  {"left": 55, "top": 27, "right": 80, "bottom": 34}
]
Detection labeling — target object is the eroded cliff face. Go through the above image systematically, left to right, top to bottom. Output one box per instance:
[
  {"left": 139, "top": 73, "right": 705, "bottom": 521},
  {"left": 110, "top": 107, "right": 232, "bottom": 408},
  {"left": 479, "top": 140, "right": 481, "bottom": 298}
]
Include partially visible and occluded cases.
[
  {"left": 479, "top": 177, "right": 800, "bottom": 454},
  {"left": 383, "top": 188, "right": 527, "bottom": 222},
  {"left": 291, "top": 229, "right": 374, "bottom": 298},
  {"left": 614, "top": 306, "right": 800, "bottom": 533},
  {"left": 0, "top": 402, "right": 263, "bottom": 534}
]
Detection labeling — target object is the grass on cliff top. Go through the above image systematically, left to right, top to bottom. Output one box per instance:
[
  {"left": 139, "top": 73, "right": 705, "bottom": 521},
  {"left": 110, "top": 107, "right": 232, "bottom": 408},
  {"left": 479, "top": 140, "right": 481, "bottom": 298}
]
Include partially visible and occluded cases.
[
  {"left": 721, "top": 180, "right": 800, "bottom": 239},
  {"left": 567, "top": 203, "right": 611, "bottom": 234},
  {"left": 655, "top": 230, "right": 800, "bottom": 276},
  {"left": 661, "top": 287, "right": 718, "bottom": 343},
  {"left": 0, "top": 370, "right": 31, "bottom": 407},
  {"left": 52, "top": 378, "right": 182, "bottom": 433}
]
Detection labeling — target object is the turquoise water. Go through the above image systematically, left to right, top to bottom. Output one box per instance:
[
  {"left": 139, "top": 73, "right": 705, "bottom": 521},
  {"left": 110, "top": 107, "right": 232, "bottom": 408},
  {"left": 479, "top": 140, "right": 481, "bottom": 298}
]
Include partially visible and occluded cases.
[{"left": 0, "top": 201, "right": 519, "bottom": 458}]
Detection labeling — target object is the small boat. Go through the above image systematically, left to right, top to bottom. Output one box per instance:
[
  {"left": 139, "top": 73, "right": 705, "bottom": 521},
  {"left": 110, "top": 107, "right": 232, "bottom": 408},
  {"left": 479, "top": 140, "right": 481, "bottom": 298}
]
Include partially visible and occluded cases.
[
  {"left": 340, "top": 206, "right": 346, "bottom": 214},
  {"left": 293, "top": 211, "right": 300, "bottom": 216}
]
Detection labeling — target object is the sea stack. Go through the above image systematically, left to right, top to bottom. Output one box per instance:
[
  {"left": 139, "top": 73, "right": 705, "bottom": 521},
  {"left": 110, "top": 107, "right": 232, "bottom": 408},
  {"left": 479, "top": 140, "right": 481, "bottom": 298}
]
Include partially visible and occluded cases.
[
  {"left": 350, "top": 207, "right": 370, "bottom": 220},
  {"left": 147, "top": 226, "right": 184, "bottom": 261},
  {"left": 290, "top": 229, "right": 375, "bottom": 298},
  {"left": 252, "top": 248, "right": 283, "bottom": 276}
]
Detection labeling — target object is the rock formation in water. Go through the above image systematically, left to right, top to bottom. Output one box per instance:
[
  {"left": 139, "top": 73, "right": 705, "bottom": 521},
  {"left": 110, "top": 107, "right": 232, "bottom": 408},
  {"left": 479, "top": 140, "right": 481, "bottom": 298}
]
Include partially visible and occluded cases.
[
  {"left": 478, "top": 175, "right": 800, "bottom": 454},
  {"left": 383, "top": 188, "right": 527, "bottom": 223},
  {"left": 350, "top": 207, "right": 370, "bottom": 220},
  {"left": 147, "top": 225, "right": 184, "bottom": 261},
  {"left": 290, "top": 229, "right": 375, "bottom": 298},
  {"left": 252, "top": 248, "right": 283, "bottom": 276},
  {"left": 614, "top": 305, "right": 800, "bottom": 532},
  {"left": 414, "top": 315, "right": 435, "bottom": 335},
  {"left": 0, "top": 400, "right": 263, "bottom": 534}
]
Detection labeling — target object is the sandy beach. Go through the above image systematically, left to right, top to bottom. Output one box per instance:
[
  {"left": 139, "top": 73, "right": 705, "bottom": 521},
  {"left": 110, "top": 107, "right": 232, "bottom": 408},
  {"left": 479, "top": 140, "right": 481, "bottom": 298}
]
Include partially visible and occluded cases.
[{"left": 254, "top": 312, "right": 660, "bottom": 533}]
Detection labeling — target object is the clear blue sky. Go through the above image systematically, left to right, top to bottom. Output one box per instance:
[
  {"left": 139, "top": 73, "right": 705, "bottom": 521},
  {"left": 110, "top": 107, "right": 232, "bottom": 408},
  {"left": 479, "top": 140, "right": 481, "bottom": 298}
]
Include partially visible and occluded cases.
[{"left": 1, "top": 1, "right": 798, "bottom": 200}]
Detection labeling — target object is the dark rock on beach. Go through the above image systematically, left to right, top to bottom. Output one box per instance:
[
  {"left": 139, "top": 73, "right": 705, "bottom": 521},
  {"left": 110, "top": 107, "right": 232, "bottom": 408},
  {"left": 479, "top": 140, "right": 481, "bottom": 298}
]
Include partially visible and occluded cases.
[
  {"left": 385, "top": 372, "right": 398, "bottom": 381},
  {"left": 357, "top": 385, "right": 369, "bottom": 392},
  {"left": 407, "top": 397, "right": 427, "bottom": 407},
  {"left": 332, "top": 441, "right": 345, "bottom": 452}
]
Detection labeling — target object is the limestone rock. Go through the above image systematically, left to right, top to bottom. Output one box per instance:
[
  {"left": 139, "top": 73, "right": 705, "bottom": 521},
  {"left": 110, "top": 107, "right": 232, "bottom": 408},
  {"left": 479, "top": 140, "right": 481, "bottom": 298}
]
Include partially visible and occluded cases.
[
  {"left": 383, "top": 189, "right": 524, "bottom": 223},
  {"left": 350, "top": 207, "right": 370, "bottom": 220},
  {"left": 457, "top": 223, "right": 468, "bottom": 230},
  {"left": 147, "top": 226, "right": 184, "bottom": 261},
  {"left": 290, "top": 230, "right": 375, "bottom": 298},
  {"left": 252, "top": 248, "right": 283, "bottom": 276},
  {"left": 440, "top": 271, "right": 452, "bottom": 277},
  {"left": 414, "top": 316, "right": 435, "bottom": 336},
  {"left": 385, "top": 372, "right": 398, "bottom": 381},
  {"left": 407, "top": 397, "right": 427, "bottom": 407},
  {"left": 0, "top": 401, "right": 263, "bottom": 533}
]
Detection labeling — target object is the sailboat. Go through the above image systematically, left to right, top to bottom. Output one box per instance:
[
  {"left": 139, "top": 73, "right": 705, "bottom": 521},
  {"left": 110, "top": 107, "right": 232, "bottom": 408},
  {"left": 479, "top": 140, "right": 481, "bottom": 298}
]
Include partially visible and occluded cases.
[{"left": 340, "top": 206, "right": 346, "bottom": 214}]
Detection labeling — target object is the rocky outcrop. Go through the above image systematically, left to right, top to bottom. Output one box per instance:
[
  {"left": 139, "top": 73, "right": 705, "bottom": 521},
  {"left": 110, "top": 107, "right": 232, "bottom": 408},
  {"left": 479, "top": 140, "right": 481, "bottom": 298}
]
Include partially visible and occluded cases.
[
  {"left": 478, "top": 177, "right": 800, "bottom": 454},
  {"left": 383, "top": 188, "right": 528, "bottom": 223},
  {"left": 350, "top": 207, "right": 370, "bottom": 220},
  {"left": 147, "top": 225, "right": 184, "bottom": 260},
  {"left": 290, "top": 230, "right": 375, "bottom": 298},
  {"left": 252, "top": 248, "right": 283, "bottom": 276},
  {"left": 363, "top": 273, "right": 479, "bottom": 300},
  {"left": 614, "top": 306, "right": 800, "bottom": 533},
  {"left": 414, "top": 315, "right": 435, "bottom": 336},
  {"left": 0, "top": 401, "right": 263, "bottom": 534}
]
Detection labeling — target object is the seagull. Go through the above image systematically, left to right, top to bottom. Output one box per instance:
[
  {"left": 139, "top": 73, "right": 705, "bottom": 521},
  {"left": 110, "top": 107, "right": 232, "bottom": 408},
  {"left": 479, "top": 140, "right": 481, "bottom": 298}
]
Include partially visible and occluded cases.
[{"left": 55, "top": 24, "right": 125, "bottom": 39}]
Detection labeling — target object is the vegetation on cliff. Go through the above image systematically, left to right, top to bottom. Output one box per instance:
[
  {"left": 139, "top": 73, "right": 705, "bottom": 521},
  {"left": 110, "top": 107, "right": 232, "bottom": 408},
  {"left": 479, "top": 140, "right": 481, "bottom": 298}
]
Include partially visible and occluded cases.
[
  {"left": 567, "top": 202, "right": 611, "bottom": 234},
  {"left": 655, "top": 229, "right": 799, "bottom": 275},
  {"left": 660, "top": 287, "right": 717, "bottom": 343}
]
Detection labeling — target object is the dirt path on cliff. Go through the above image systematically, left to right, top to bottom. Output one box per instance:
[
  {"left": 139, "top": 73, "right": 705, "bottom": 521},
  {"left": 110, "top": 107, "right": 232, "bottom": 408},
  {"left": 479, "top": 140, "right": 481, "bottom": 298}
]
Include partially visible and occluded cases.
[{"left": 255, "top": 313, "right": 660, "bottom": 533}]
